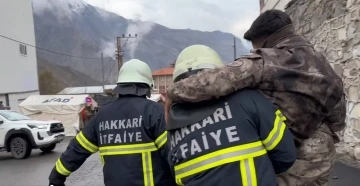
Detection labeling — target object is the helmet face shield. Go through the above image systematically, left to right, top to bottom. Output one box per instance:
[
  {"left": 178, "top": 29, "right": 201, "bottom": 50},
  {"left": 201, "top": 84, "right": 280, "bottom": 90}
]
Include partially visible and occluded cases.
[
  {"left": 173, "top": 45, "right": 224, "bottom": 82},
  {"left": 173, "top": 62, "right": 220, "bottom": 82},
  {"left": 195, "top": 63, "right": 220, "bottom": 69},
  {"left": 173, "top": 69, "right": 203, "bottom": 83}
]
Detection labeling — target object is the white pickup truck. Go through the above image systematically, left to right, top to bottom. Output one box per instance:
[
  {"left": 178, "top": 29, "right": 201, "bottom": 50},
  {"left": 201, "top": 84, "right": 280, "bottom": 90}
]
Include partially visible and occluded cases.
[{"left": 0, "top": 110, "right": 65, "bottom": 159}]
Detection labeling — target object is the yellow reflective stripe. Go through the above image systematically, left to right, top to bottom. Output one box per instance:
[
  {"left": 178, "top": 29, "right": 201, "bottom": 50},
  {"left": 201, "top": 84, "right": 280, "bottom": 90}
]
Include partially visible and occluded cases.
[
  {"left": 262, "top": 110, "right": 287, "bottom": 151},
  {"left": 268, "top": 124, "right": 286, "bottom": 150},
  {"left": 76, "top": 131, "right": 98, "bottom": 153},
  {"left": 155, "top": 131, "right": 167, "bottom": 149},
  {"left": 174, "top": 141, "right": 266, "bottom": 180},
  {"left": 99, "top": 142, "right": 157, "bottom": 155},
  {"left": 142, "top": 152, "right": 154, "bottom": 186},
  {"left": 148, "top": 152, "right": 154, "bottom": 186},
  {"left": 142, "top": 153, "right": 147, "bottom": 185},
  {"left": 100, "top": 155, "right": 105, "bottom": 165},
  {"left": 240, "top": 158, "right": 257, "bottom": 186},
  {"left": 249, "top": 158, "right": 257, "bottom": 186},
  {"left": 55, "top": 159, "right": 71, "bottom": 176},
  {"left": 240, "top": 159, "right": 248, "bottom": 186},
  {"left": 176, "top": 179, "right": 184, "bottom": 186}
]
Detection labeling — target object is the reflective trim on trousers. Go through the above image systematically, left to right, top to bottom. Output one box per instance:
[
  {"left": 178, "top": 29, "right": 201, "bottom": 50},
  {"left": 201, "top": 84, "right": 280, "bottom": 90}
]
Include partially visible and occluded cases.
[
  {"left": 262, "top": 110, "right": 287, "bottom": 151},
  {"left": 76, "top": 131, "right": 98, "bottom": 153},
  {"left": 155, "top": 131, "right": 167, "bottom": 149},
  {"left": 174, "top": 141, "right": 266, "bottom": 180},
  {"left": 99, "top": 142, "right": 157, "bottom": 155},
  {"left": 142, "top": 152, "right": 154, "bottom": 186},
  {"left": 240, "top": 158, "right": 257, "bottom": 186},
  {"left": 55, "top": 159, "right": 71, "bottom": 176}
]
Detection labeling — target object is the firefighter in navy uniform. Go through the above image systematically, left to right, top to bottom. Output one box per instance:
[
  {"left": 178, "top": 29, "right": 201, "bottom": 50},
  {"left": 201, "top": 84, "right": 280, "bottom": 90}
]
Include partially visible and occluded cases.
[
  {"left": 167, "top": 45, "right": 297, "bottom": 186},
  {"left": 48, "top": 59, "right": 176, "bottom": 186}
]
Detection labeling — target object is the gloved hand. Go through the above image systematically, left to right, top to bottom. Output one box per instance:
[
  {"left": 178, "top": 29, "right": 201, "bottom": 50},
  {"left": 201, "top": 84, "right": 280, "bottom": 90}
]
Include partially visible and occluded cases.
[{"left": 49, "top": 166, "right": 67, "bottom": 186}]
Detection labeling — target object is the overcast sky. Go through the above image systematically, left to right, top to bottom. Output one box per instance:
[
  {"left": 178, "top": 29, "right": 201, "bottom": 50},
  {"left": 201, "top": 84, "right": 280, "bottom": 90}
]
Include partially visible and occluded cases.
[{"left": 84, "top": 0, "right": 260, "bottom": 44}]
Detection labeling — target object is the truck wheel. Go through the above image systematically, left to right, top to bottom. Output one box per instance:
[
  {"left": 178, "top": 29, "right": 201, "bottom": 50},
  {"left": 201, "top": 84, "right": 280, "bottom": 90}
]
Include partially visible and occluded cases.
[
  {"left": 10, "top": 137, "right": 32, "bottom": 159},
  {"left": 40, "top": 144, "right": 56, "bottom": 153}
]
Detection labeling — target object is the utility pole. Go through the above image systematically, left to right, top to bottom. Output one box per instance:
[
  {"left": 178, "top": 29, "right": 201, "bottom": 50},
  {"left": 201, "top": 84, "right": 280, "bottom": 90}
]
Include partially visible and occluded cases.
[
  {"left": 116, "top": 34, "right": 137, "bottom": 72},
  {"left": 232, "top": 37, "right": 237, "bottom": 60},
  {"left": 101, "top": 52, "right": 105, "bottom": 90}
]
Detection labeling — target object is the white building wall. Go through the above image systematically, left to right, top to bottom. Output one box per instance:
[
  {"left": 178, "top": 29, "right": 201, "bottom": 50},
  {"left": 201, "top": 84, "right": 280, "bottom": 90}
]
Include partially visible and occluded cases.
[
  {"left": 0, "top": 0, "right": 39, "bottom": 111},
  {"left": 0, "top": 0, "right": 39, "bottom": 93},
  {"left": 261, "top": 0, "right": 291, "bottom": 12},
  {"left": 0, "top": 91, "right": 39, "bottom": 112},
  {"left": 9, "top": 91, "right": 40, "bottom": 112}
]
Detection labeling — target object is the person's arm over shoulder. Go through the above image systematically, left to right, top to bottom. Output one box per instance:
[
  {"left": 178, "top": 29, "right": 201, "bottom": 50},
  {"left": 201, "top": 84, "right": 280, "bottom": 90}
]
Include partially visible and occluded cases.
[
  {"left": 167, "top": 54, "right": 264, "bottom": 102},
  {"left": 242, "top": 90, "right": 296, "bottom": 174},
  {"left": 323, "top": 93, "right": 346, "bottom": 133},
  {"left": 150, "top": 104, "right": 170, "bottom": 160},
  {"left": 48, "top": 117, "right": 99, "bottom": 186}
]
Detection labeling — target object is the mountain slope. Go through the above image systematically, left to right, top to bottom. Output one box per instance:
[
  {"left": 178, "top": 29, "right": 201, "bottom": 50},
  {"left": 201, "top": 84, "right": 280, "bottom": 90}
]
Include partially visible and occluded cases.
[
  {"left": 32, "top": 0, "right": 248, "bottom": 84},
  {"left": 37, "top": 57, "right": 101, "bottom": 88}
]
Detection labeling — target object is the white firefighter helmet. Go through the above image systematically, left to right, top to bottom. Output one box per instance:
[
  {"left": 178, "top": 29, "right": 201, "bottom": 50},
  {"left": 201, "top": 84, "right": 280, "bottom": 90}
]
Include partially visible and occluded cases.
[
  {"left": 173, "top": 45, "right": 224, "bottom": 81},
  {"left": 117, "top": 59, "right": 153, "bottom": 88}
]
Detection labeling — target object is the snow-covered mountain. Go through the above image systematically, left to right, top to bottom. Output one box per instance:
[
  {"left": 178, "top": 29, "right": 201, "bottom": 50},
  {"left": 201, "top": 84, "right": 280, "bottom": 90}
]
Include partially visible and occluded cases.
[{"left": 32, "top": 0, "right": 248, "bottom": 84}]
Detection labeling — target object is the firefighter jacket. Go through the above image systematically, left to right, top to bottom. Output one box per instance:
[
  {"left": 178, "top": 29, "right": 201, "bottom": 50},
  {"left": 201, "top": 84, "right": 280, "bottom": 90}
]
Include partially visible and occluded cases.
[
  {"left": 167, "top": 89, "right": 297, "bottom": 186},
  {"left": 49, "top": 95, "right": 176, "bottom": 186}
]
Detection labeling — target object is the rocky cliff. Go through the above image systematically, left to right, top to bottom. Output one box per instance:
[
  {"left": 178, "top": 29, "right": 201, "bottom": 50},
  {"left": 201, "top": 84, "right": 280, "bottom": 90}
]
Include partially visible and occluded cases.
[{"left": 286, "top": 0, "right": 360, "bottom": 160}]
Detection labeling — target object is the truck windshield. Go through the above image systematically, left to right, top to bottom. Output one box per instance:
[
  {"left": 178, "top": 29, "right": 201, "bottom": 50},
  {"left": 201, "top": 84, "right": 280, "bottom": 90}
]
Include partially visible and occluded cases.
[{"left": 0, "top": 111, "right": 31, "bottom": 121}]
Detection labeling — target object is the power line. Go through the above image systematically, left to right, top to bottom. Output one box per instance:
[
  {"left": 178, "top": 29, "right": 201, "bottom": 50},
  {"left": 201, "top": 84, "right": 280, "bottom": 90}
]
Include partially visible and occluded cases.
[
  {"left": 0, "top": 33, "right": 118, "bottom": 86},
  {"left": 0, "top": 34, "right": 112, "bottom": 60},
  {"left": 93, "top": 58, "right": 113, "bottom": 78}
]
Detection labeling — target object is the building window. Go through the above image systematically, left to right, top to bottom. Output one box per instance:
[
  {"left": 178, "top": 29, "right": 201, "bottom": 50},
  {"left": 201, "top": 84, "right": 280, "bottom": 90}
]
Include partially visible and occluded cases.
[
  {"left": 19, "top": 44, "right": 27, "bottom": 56},
  {"left": 160, "top": 76, "right": 165, "bottom": 81}
]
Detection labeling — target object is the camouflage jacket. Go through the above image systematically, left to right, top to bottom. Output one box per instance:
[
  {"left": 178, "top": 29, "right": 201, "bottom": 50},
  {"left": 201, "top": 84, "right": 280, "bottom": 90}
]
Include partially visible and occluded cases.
[{"left": 167, "top": 24, "right": 346, "bottom": 146}]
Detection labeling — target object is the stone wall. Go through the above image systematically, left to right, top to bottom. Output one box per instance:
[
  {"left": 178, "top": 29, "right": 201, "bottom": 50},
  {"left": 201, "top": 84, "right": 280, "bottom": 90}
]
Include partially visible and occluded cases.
[{"left": 286, "top": 0, "right": 360, "bottom": 160}]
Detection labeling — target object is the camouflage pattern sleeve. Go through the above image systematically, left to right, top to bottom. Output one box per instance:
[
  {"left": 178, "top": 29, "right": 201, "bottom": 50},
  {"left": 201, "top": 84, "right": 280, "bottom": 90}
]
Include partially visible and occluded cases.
[
  {"left": 167, "top": 54, "right": 264, "bottom": 102},
  {"left": 323, "top": 93, "right": 346, "bottom": 132}
]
